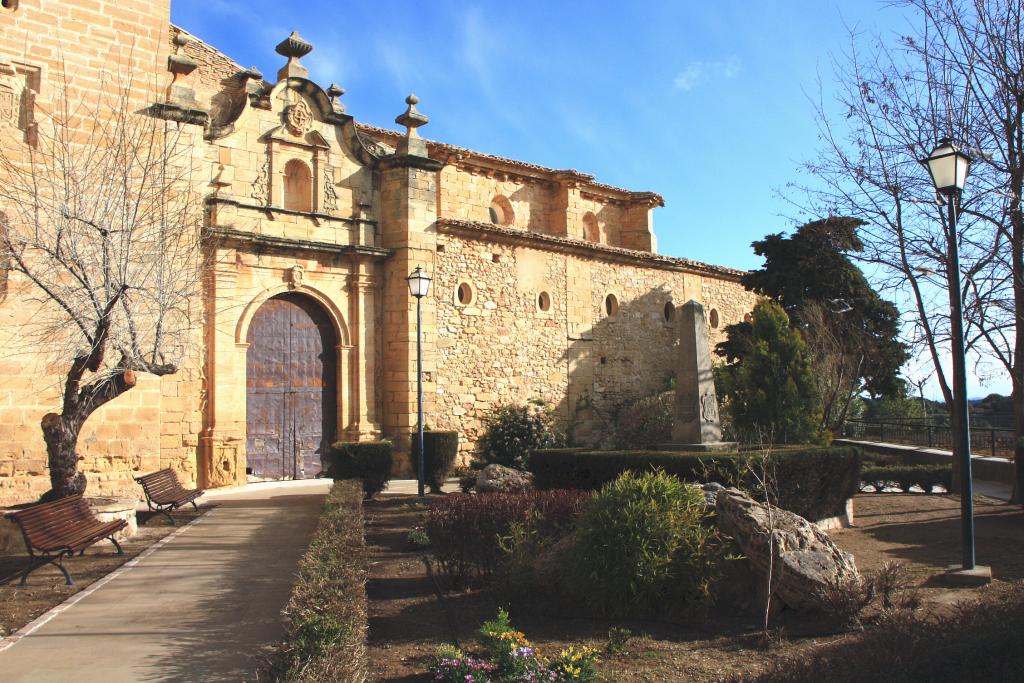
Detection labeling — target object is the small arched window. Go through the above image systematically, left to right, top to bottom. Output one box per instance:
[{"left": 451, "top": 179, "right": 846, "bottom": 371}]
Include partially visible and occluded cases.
[
  {"left": 283, "top": 159, "right": 313, "bottom": 212},
  {"left": 489, "top": 195, "right": 514, "bottom": 226},
  {"left": 582, "top": 212, "right": 599, "bottom": 242},
  {"left": 537, "top": 291, "right": 551, "bottom": 312},
  {"left": 605, "top": 293, "right": 619, "bottom": 317},
  {"left": 663, "top": 301, "right": 675, "bottom": 322},
  {"left": 709, "top": 308, "right": 720, "bottom": 329}
]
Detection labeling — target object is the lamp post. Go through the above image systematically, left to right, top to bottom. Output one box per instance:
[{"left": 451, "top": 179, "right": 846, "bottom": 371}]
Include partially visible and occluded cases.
[
  {"left": 921, "top": 138, "right": 986, "bottom": 580},
  {"left": 407, "top": 265, "right": 432, "bottom": 497}
]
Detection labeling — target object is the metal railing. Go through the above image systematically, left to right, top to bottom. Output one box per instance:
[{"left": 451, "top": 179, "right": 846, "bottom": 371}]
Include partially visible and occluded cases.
[{"left": 841, "top": 419, "right": 1017, "bottom": 458}]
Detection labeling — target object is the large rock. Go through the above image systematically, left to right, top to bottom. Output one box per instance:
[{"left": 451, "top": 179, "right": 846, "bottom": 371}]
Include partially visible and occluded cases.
[
  {"left": 475, "top": 464, "right": 534, "bottom": 493},
  {"left": 715, "top": 487, "right": 860, "bottom": 611}
]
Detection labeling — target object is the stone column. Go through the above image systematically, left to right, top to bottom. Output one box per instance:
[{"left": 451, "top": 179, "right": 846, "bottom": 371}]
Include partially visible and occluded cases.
[{"left": 664, "top": 300, "right": 735, "bottom": 451}]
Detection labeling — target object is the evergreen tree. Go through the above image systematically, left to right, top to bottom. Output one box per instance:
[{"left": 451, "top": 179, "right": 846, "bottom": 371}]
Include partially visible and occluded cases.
[{"left": 716, "top": 300, "right": 825, "bottom": 445}]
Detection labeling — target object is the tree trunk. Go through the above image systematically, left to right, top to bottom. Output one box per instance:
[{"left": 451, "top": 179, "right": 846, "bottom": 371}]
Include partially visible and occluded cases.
[
  {"left": 39, "top": 367, "right": 139, "bottom": 501},
  {"left": 41, "top": 412, "right": 88, "bottom": 500}
]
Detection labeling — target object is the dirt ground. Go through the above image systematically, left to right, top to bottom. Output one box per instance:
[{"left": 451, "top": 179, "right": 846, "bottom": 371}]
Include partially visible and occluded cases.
[
  {"left": 363, "top": 492, "right": 1024, "bottom": 682},
  {"left": 0, "top": 505, "right": 208, "bottom": 639}
]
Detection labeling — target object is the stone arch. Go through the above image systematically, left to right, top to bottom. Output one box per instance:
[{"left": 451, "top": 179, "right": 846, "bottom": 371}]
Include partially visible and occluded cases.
[
  {"left": 283, "top": 158, "right": 313, "bottom": 212},
  {"left": 236, "top": 283, "right": 350, "bottom": 348}
]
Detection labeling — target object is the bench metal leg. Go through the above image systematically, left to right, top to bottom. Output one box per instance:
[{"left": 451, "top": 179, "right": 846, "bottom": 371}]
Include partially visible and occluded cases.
[
  {"left": 159, "top": 508, "right": 176, "bottom": 526},
  {"left": 109, "top": 535, "right": 124, "bottom": 555},
  {"left": 20, "top": 552, "right": 73, "bottom": 586}
]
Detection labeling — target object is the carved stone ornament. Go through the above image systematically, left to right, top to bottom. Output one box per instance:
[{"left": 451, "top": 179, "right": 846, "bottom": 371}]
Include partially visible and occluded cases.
[
  {"left": 0, "top": 81, "right": 15, "bottom": 127},
  {"left": 286, "top": 100, "right": 311, "bottom": 136},
  {"left": 250, "top": 159, "right": 269, "bottom": 204},
  {"left": 323, "top": 166, "right": 338, "bottom": 212},
  {"left": 288, "top": 265, "right": 304, "bottom": 290},
  {"left": 700, "top": 390, "right": 719, "bottom": 423}
]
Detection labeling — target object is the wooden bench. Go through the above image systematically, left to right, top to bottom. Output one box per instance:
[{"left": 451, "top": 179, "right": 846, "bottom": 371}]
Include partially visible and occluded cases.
[
  {"left": 134, "top": 468, "right": 204, "bottom": 525},
  {"left": 6, "top": 495, "right": 126, "bottom": 586}
]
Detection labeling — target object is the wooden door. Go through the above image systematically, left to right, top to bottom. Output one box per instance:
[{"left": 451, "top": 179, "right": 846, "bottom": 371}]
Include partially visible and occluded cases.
[{"left": 246, "top": 293, "right": 337, "bottom": 479}]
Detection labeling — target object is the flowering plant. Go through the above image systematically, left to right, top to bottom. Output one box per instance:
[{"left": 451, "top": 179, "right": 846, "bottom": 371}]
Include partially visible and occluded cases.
[{"left": 429, "top": 610, "right": 600, "bottom": 683}]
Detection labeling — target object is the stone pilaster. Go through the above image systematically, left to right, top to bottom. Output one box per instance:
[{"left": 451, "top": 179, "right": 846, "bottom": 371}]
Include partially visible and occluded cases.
[
  {"left": 378, "top": 96, "right": 444, "bottom": 466},
  {"left": 345, "top": 257, "right": 381, "bottom": 440}
]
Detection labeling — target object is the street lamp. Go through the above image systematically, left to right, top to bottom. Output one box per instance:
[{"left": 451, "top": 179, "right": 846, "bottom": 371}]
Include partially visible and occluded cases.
[
  {"left": 921, "top": 138, "right": 988, "bottom": 583},
  {"left": 407, "top": 265, "right": 432, "bottom": 497}
]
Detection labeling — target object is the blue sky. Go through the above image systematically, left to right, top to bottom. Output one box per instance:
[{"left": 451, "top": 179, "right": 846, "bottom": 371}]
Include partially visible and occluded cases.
[
  {"left": 170, "top": 0, "right": 1012, "bottom": 399},
  {"left": 171, "top": 0, "right": 911, "bottom": 271}
]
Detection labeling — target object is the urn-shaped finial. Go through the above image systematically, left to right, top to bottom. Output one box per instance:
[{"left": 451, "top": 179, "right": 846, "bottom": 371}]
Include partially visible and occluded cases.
[{"left": 275, "top": 31, "right": 314, "bottom": 81}]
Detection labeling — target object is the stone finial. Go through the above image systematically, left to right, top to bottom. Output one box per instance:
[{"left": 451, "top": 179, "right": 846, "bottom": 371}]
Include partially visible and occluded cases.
[
  {"left": 166, "top": 31, "right": 198, "bottom": 107},
  {"left": 275, "top": 31, "right": 313, "bottom": 81},
  {"left": 242, "top": 66, "right": 263, "bottom": 82},
  {"left": 327, "top": 83, "right": 346, "bottom": 113},
  {"left": 395, "top": 94, "right": 429, "bottom": 157}
]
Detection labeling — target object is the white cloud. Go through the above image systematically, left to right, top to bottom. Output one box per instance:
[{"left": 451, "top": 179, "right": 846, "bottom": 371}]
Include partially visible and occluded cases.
[{"left": 673, "top": 56, "right": 741, "bottom": 91}]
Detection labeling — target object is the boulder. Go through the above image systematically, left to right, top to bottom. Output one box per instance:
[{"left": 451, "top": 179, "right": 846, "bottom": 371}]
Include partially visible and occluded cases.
[
  {"left": 475, "top": 464, "right": 534, "bottom": 493},
  {"left": 715, "top": 487, "right": 860, "bottom": 611}
]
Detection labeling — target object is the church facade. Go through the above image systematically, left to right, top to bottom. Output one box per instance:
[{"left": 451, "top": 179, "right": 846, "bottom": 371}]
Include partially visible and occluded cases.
[{"left": 0, "top": 0, "right": 754, "bottom": 505}]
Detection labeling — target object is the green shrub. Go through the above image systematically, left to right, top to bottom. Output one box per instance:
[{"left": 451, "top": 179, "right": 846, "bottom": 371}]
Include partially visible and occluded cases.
[
  {"left": 715, "top": 300, "right": 826, "bottom": 444},
  {"left": 614, "top": 390, "right": 674, "bottom": 449},
  {"left": 478, "top": 400, "right": 560, "bottom": 470},
  {"left": 411, "top": 430, "right": 459, "bottom": 493},
  {"left": 325, "top": 440, "right": 393, "bottom": 499},
  {"left": 530, "top": 446, "right": 862, "bottom": 521},
  {"left": 860, "top": 464, "right": 952, "bottom": 493},
  {"left": 567, "top": 470, "right": 728, "bottom": 616},
  {"left": 271, "top": 481, "right": 367, "bottom": 682},
  {"left": 731, "top": 580, "right": 1024, "bottom": 683}
]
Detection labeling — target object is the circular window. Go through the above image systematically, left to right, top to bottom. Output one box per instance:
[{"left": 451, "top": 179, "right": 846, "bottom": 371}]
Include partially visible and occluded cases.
[
  {"left": 489, "top": 195, "right": 514, "bottom": 226},
  {"left": 456, "top": 282, "right": 474, "bottom": 305},
  {"left": 537, "top": 291, "right": 551, "bottom": 312},
  {"left": 605, "top": 293, "right": 619, "bottom": 317},
  {"left": 663, "top": 301, "right": 675, "bottom": 322},
  {"left": 710, "top": 308, "right": 720, "bottom": 329},
  {"left": 743, "top": 312, "right": 753, "bottom": 324}
]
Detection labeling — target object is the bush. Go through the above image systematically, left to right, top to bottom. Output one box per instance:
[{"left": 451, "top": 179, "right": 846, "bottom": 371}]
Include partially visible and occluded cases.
[
  {"left": 715, "top": 300, "right": 826, "bottom": 444},
  {"left": 614, "top": 390, "right": 674, "bottom": 449},
  {"left": 477, "top": 400, "right": 560, "bottom": 470},
  {"left": 410, "top": 430, "right": 459, "bottom": 493},
  {"left": 325, "top": 440, "right": 393, "bottom": 499},
  {"left": 530, "top": 446, "right": 862, "bottom": 521},
  {"left": 860, "top": 464, "right": 952, "bottom": 493},
  {"left": 566, "top": 470, "right": 728, "bottom": 616},
  {"left": 270, "top": 481, "right": 367, "bottom": 682},
  {"left": 424, "top": 489, "right": 587, "bottom": 585},
  {"left": 731, "top": 580, "right": 1024, "bottom": 683}
]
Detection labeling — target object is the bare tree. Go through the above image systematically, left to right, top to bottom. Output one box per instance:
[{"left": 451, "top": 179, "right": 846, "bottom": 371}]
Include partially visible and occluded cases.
[
  {"left": 794, "top": 0, "right": 1024, "bottom": 499},
  {"left": 0, "top": 67, "right": 203, "bottom": 499},
  {"left": 799, "top": 300, "right": 867, "bottom": 433}
]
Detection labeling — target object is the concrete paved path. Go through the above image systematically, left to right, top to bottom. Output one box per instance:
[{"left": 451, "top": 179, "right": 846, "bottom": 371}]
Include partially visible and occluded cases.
[{"left": 0, "top": 479, "right": 331, "bottom": 682}]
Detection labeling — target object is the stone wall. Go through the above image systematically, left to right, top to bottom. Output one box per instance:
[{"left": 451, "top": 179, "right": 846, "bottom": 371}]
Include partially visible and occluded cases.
[{"left": 432, "top": 230, "right": 756, "bottom": 460}]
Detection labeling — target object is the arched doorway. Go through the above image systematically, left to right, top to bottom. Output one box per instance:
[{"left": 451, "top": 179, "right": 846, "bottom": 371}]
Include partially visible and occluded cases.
[{"left": 246, "top": 293, "right": 338, "bottom": 479}]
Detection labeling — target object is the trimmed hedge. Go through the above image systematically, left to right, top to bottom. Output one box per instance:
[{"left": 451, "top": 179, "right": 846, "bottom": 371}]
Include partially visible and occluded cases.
[
  {"left": 411, "top": 430, "right": 459, "bottom": 493},
  {"left": 326, "top": 440, "right": 393, "bottom": 499},
  {"left": 530, "top": 446, "right": 862, "bottom": 521},
  {"left": 860, "top": 464, "right": 952, "bottom": 493},
  {"left": 271, "top": 480, "right": 367, "bottom": 682},
  {"left": 731, "top": 580, "right": 1024, "bottom": 683}
]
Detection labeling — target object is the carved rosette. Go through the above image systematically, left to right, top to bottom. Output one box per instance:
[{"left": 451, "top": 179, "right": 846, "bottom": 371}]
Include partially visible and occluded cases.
[{"left": 286, "top": 100, "right": 311, "bottom": 137}]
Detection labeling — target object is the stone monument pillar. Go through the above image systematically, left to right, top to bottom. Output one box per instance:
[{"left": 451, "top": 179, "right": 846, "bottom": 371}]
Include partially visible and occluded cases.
[{"left": 663, "top": 300, "right": 736, "bottom": 452}]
